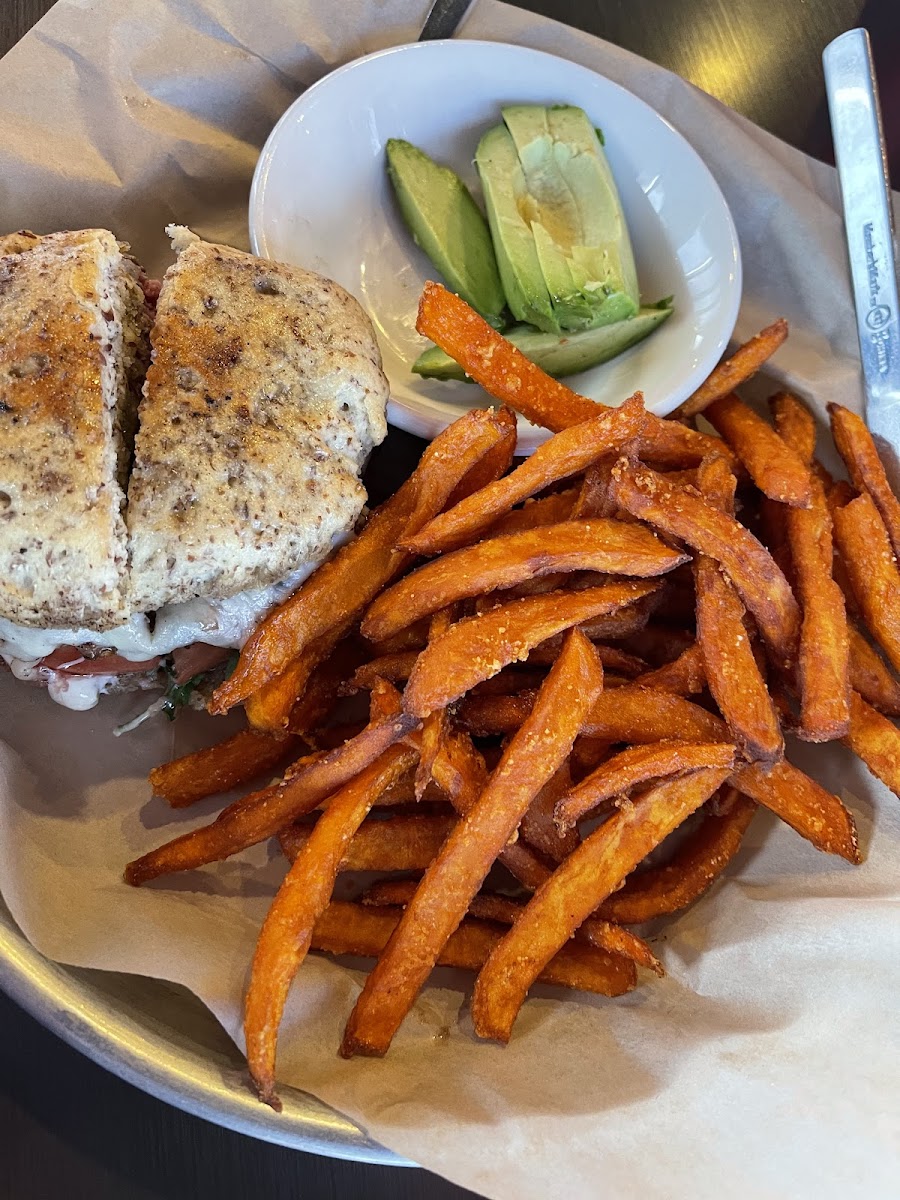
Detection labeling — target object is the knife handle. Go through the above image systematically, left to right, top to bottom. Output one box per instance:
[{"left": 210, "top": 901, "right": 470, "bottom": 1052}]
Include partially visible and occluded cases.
[{"left": 824, "top": 28, "right": 900, "bottom": 409}]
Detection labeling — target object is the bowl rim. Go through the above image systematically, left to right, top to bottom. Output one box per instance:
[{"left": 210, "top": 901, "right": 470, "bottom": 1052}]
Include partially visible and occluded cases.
[{"left": 249, "top": 37, "right": 742, "bottom": 445}]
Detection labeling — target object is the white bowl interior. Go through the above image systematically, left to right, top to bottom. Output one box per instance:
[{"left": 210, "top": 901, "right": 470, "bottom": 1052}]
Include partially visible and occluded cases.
[{"left": 251, "top": 41, "right": 741, "bottom": 450}]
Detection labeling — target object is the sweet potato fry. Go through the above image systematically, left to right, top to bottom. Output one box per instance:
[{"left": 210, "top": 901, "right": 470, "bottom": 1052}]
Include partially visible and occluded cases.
[
  {"left": 416, "top": 281, "right": 603, "bottom": 430},
  {"left": 414, "top": 284, "right": 745, "bottom": 481},
  {"left": 676, "top": 319, "right": 789, "bottom": 418},
  {"left": 770, "top": 392, "right": 816, "bottom": 467},
  {"left": 702, "top": 393, "right": 812, "bottom": 506},
  {"left": 403, "top": 397, "right": 648, "bottom": 555},
  {"left": 829, "top": 401, "right": 900, "bottom": 561},
  {"left": 211, "top": 404, "right": 516, "bottom": 713},
  {"left": 404, "top": 408, "right": 518, "bottom": 536},
  {"left": 442, "top": 409, "right": 518, "bottom": 510},
  {"left": 636, "top": 412, "right": 744, "bottom": 476},
  {"left": 776, "top": 433, "right": 850, "bottom": 742},
  {"left": 693, "top": 455, "right": 783, "bottom": 761},
  {"left": 610, "top": 457, "right": 800, "bottom": 665},
  {"left": 573, "top": 461, "right": 618, "bottom": 519},
  {"left": 657, "top": 468, "right": 699, "bottom": 489},
  {"left": 827, "top": 478, "right": 857, "bottom": 513},
  {"left": 485, "top": 489, "right": 578, "bottom": 538},
  {"left": 831, "top": 490, "right": 900, "bottom": 675},
  {"left": 757, "top": 495, "right": 793, "bottom": 582},
  {"left": 361, "top": 520, "right": 687, "bottom": 644},
  {"left": 831, "top": 545, "right": 864, "bottom": 624},
  {"left": 477, "top": 571, "right": 572, "bottom": 607},
  {"left": 403, "top": 580, "right": 659, "bottom": 718},
  {"left": 523, "top": 595, "right": 657, "bottom": 657},
  {"left": 583, "top": 603, "right": 657, "bottom": 642},
  {"left": 414, "top": 609, "right": 455, "bottom": 800},
  {"left": 366, "top": 622, "right": 430, "bottom": 656},
  {"left": 848, "top": 626, "right": 900, "bottom": 716},
  {"left": 340, "top": 630, "right": 605, "bottom": 1057},
  {"left": 274, "top": 636, "right": 370, "bottom": 738},
  {"left": 244, "top": 637, "right": 330, "bottom": 734},
  {"left": 635, "top": 643, "right": 706, "bottom": 696},
  {"left": 592, "top": 646, "right": 648, "bottom": 678},
  {"left": 345, "top": 651, "right": 419, "bottom": 692},
  {"left": 367, "top": 676, "right": 404, "bottom": 721},
  {"left": 457, "top": 681, "right": 857, "bottom": 861},
  {"left": 459, "top": 685, "right": 728, "bottom": 743},
  {"left": 582, "top": 687, "right": 728, "bottom": 742},
  {"left": 843, "top": 689, "right": 900, "bottom": 800},
  {"left": 415, "top": 704, "right": 450, "bottom": 801},
  {"left": 125, "top": 710, "right": 418, "bottom": 886},
  {"left": 311, "top": 721, "right": 367, "bottom": 751},
  {"left": 430, "top": 728, "right": 488, "bottom": 811},
  {"left": 148, "top": 729, "right": 301, "bottom": 809},
  {"left": 429, "top": 729, "right": 556, "bottom": 890},
  {"left": 570, "top": 736, "right": 613, "bottom": 777},
  {"left": 554, "top": 741, "right": 737, "bottom": 832},
  {"left": 245, "top": 742, "right": 416, "bottom": 1106},
  {"left": 732, "top": 759, "right": 859, "bottom": 862},
  {"left": 520, "top": 765, "right": 581, "bottom": 864},
  {"left": 471, "top": 766, "right": 730, "bottom": 1042},
  {"left": 596, "top": 790, "right": 758, "bottom": 923},
  {"left": 278, "top": 812, "right": 456, "bottom": 871},
  {"left": 495, "top": 839, "right": 559, "bottom": 890},
  {"left": 360, "top": 878, "right": 662, "bottom": 976},
  {"left": 311, "top": 901, "right": 636, "bottom": 998},
  {"left": 575, "top": 916, "right": 662, "bottom": 975}
]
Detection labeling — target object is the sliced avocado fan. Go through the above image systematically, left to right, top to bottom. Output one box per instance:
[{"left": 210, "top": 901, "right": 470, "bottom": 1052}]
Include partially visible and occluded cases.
[
  {"left": 476, "top": 104, "right": 640, "bottom": 334},
  {"left": 385, "top": 138, "right": 506, "bottom": 328}
]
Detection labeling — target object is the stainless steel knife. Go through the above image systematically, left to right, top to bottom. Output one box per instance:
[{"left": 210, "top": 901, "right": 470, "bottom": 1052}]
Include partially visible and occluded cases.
[
  {"left": 419, "top": 0, "right": 476, "bottom": 41},
  {"left": 823, "top": 28, "right": 900, "bottom": 484}
]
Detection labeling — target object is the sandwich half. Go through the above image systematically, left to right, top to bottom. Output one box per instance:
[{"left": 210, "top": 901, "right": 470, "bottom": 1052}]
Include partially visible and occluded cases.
[{"left": 0, "top": 226, "right": 388, "bottom": 712}]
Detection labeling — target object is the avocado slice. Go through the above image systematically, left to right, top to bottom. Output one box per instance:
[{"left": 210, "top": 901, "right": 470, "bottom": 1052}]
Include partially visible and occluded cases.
[
  {"left": 489, "top": 104, "right": 640, "bottom": 332},
  {"left": 475, "top": 124, "right": 560, "bottom": 334},
  {"left": 385, "top": 139, "right": 506, "bottom": 327},
  {"left": 412, "top": 300, "right": 673, "bottom": 381}
]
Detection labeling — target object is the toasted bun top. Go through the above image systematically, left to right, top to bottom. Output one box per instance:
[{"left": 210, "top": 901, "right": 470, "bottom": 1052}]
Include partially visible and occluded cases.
[
  {"left": 0, "top": 229, "right": 133, "bottom": 629},
  {"left": 126, "top": 230, "right": 389, "bottom": 613}
]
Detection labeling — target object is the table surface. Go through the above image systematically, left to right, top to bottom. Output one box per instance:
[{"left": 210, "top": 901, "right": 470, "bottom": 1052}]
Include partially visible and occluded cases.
[{"left": 1, "top": 1, "right": 897, "bottom": 1197}]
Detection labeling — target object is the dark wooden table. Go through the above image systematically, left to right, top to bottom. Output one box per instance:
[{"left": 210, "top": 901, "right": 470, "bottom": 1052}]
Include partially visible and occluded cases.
[{"left": 0, "top": 1, "right": 895, "bottom": 1197}]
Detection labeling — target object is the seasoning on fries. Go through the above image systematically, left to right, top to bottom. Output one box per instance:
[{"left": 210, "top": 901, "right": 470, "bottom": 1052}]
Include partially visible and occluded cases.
[
  {"left": 127, "top": 281, "right": 900, "bottom": 1108},
  {"left": 676, "top": 317, "right": 788, "bottom": 418},
  {"left": 693, "top": 454, "right": 784, "bottom": 761},
  {"left": 341, "top": 629, "right": 605, "bottom": 1058},
  {"left": 471, "top": 766, "right": 732, "bottom": 1042}
]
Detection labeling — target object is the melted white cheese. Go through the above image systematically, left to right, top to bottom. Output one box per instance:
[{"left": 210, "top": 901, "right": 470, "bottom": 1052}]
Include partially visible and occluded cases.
[
  {"left": 0, "top": 548, "right": 339, "bottom": 712},
  {"left": 0, "top": 562, "right": 322, "bottom": 664},
  {"left": 4, "top": 657, "right": 118, "bottom": 712}
]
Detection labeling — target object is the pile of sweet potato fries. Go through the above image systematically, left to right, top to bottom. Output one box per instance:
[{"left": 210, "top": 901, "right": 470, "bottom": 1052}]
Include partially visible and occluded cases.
[{"left": 126, "top": 282, "right": 900, "bottom": 1110}]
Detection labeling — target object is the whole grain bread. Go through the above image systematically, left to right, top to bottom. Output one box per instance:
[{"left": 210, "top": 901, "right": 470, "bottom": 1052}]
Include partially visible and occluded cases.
[
  {"left": 125, "top": 228, "right": 389, "bottom": 614},
  {"left": 0, "top": 229, "right": 149, "bottom": 630}
]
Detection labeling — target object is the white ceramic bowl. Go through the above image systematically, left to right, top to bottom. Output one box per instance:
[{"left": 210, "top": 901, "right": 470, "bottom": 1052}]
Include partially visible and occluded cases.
[{"left": 251, "top": 40, "right": 741, "bottom": 452}]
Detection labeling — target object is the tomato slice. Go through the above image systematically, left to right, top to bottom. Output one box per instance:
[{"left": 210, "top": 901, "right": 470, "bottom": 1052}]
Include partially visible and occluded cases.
[
  {"left": 170, "top": 643, "right": 232, "bottom": 685},
  {"left": 38, "top": 645, "right": 161, "bottom": 675}
]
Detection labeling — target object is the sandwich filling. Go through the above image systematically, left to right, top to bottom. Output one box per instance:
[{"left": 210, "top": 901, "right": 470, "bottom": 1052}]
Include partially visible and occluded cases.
[{"left": 0, "top": 552, "right": 335, "bottom": 710}]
